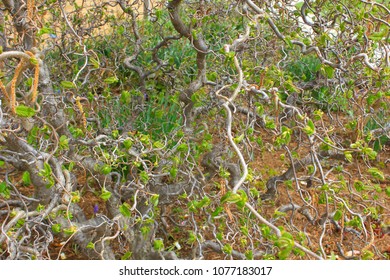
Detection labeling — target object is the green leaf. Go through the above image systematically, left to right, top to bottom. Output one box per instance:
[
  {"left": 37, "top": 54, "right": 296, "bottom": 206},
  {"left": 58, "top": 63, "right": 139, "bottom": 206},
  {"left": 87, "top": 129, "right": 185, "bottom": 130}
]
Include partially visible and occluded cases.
[
  {"left": 295, "top": 2, "right": 304, "bottom": 10},
  {"left": 117, "top": 25, "right": 125, "bottom": 35},
  {"left": 37, "top": 26, "right": 55, "bottom": 36},
  {"left": 191, "top": 29, "right": 198, "bottom": 40},
  {"left": 369, "top": 29, "right": 388, "bottom": 42},
  {"left": 285, "top": 37, "right": 293, "bottom": 48},
  {"left": 226, "top": 51, "right": 235, "bottom": 61},
  {"left": 29, "top": 57, "right": 38, "bottom": 65},
  {"left": 90, "top": 57, "right": 100, "bottom": 69},
  {"left": 321, "top": 65, "right": 335, "bottom": 78},
  {"left": 207, "top": 71, "right": 218, "bottom": 82},
  {"left": 104, "top": 76, "right": 119, "bottom": 84},
  {"left": 60, "top": 80, "right": 76, "bottom": 89},
  {"left": 120, "top": 90, "right": 131, "bottom": 104},
  {"left": 366, "top": 92, "right": 382, "bottom": 106},
  {"left": 256, "top": 103, "right": 264, "bottom": 115},
  {"left": 15, "top": 105, "right": 35, "bottom": 118},
  {"left": 313, "top": 109, "right": 324, "bottom": 120},
  {"left": 265, "top": 118, "right": 276, "bottom": 129},
  {"left": 303, "top": 119, "right": 315, "bottom": 135},
  {"left": 275, "top": 126, "right": 292, "bottom": 146},
  {"left": 111, "top": 130, "right": 119, "bottom": 139},
  {"left": 234, "top": 133, "right": 245, "bottom": 144},
  {"left": 139, "top": 134, "right": 150, "bottom": 145},
  {"left": 59, "top": 135, "right": 69, "bottom": 150},
  {"left": 123, "top": 138, "right": 133, "bottom": 149},
  {"left": 153, "top": 141, "right": 164, "bottom": 149},
  {"left": 177, "top": 143, "right": 188, "bottom": 152},
  {"left": 362, "top": 147, "right": 377, "bottom": 160},
  {"left": 344, "top": 151, "right": 353, "bottom": 163},
  {"left": 64, "top": 161, "right": 75, "bottom": 172},
  {"left": 41, "top": 162, "right": 52, "bottom": 176},
  {"left": 100, "top": 164, "right": 112, "bottom": 175},
  {"left": 170, "top": 167, "right": 178, "bottom": 178},
  {"left": 219, "top": 167, "right": 230, "bottom": 179},
  {"left": 367, "top": 167, "right": 385, "bottom": 181},
  {"left": 22, "top": 171, "right": 31, "bottom": 185},
  {"left": 140, "top": 171, "right": 149, "bottom": 184},
  {"left": 354, "top": 180, "right": 365, "bottom": 192},
  {"left": 0, "top": 181, "right": 8, "bottom": 195},
  {"left": 321, "top": 184, "right": 330, "bottom": 191},
  {"left": 385, "top": 187, "right": 390, "bottom": 197},
  {"left": 100, "top": 188, "right": 112, "bottom": 201},
  {"left": 236, "top": 189, "right": 248, "bottom": 208},
  {"left": 70, "top": 191, "right": 81, "bottom": 203},
  {"left": 220, "top": 191, "right": 242, "bottom": 204},
  {"left": 150, "top": 194, "right": 159, "bottom": 207},
  {"left": 197, "top": 196, "right": 211, "bottom": 208},
  {"left": 188, "top": 200, "right": 198, "bottom": 212},
  {"left": 119, "top": 203, "right": 132, "bottom": 217},
  {"left": 35, "top": 204, "right": 44, "bottom": 212},
  {"left": 211, "top": 206, "right": 223, "bottom": 217},
  {"left": 274, "top": 210, "right": 287, "bottom": 218},
  {"left": 333, "top": 210, "right": 343, "bottom": 221},
  {"left": 346, "top": 216, "right": 362, "bottom": 229},
  {"left": 51, "top": 224, "right": 61, "bottom": 234},
  {"left": 140, "top": 225, "right": 151, "bottom": 237},
  {"left": 260, "top": 225, "right": 272, "bottom": 238},
  {"left": 63, "top": 226, "right": 77, "bottom": 236},
  {"left": 240, "top": 226, "right": 249, "bottom": 236},
  {"left": 275, "top": 232, "right": 294, "bottom": 259},
  {"left": 153, "top": 239, "right": 164, "bottom": 251},
  {"left": 86, "top": 242, "right": 95, "bottom": 249},
  {"left": 222, "top": 244, "right": 233, "bottom": 255},
  {"left": 245, "top": 250, "right": 254, "bottom": 260},
  {"left": 362, "top": 250, "right": 374, "bottom": 260},
  {"left": 121, "top": 251, "right": 132, "bottom": 260}
]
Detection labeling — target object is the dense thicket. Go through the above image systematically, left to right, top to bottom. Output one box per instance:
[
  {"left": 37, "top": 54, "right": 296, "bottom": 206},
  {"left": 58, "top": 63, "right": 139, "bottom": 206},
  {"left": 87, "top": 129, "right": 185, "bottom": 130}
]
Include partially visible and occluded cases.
[{"left": 0, "top": 0, "right": 389, "bottom": 260}]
